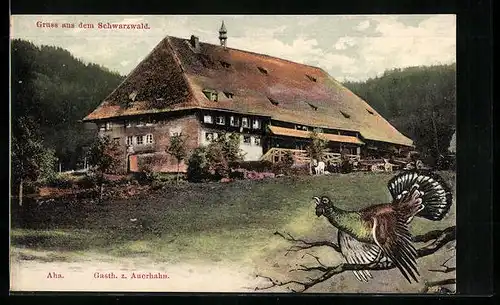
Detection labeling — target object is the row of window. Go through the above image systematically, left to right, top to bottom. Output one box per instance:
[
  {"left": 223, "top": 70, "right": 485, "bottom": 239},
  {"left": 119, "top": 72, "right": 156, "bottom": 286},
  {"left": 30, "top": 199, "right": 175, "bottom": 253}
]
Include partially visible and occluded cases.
[
  {"left": 203, "top": 115, "right": 261, "bottom": 129},
  {"left": 99, "top": 121, "right": 155, "bottom": 131},
  {"left": 205, "top": 132, "right": 261, "bottom": 146},
  {"left": 126, "top": 134, "right": 154, "bottom": 146}
]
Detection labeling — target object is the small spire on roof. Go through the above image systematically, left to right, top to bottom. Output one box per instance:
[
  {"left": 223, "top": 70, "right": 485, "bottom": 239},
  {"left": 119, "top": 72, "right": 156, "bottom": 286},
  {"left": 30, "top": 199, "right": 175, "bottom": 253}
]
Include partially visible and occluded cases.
[{"left": 219, "top": 20, "right": 227, "bottom": 48}]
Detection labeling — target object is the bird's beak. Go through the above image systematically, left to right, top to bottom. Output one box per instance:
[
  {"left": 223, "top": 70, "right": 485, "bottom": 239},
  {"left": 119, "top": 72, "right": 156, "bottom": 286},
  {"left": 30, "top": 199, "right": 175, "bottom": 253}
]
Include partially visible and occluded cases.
[{"left": 313, "top": 196, "right": 320, "bottom": 206}]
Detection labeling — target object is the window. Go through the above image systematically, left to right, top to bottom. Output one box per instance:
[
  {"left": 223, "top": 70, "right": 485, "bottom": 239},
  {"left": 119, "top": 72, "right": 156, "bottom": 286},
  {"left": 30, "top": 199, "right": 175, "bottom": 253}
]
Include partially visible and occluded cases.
[
  {"left": 220, "top": 61, "right": 231, "bottom": 68},
  {"left": 257, "top": 66, "right": 268, "bottom": 75},
  {"left": 306, "top": 74, "right": 317, "bottom": 82},
  {"left": 203, "top": 90, "right": 218, "bottom": 102},
  {"left": 129, "top": 91, "right": 138, "bottom": 101},
  {"left": 224, "top": 91, "right": 234, "bottom": 99},
  {"left": 268, "top": 97, "right": 279, "bottom": 106},
  {"left": 306, "top": 102, "right": 318, "bottom": 111},
  {"left": 367, "top": 109, "right": 375, "bottom": 115},
  {"left": 340, "top": 111, "right": 351, "bottom": 119},
  {"left": 203, "top": 115, "right": 213, "bottom": 124},
  {"left": 216, "top": 116, "right": 225, "bottom": 125},
  {"left": 230, "top": 116, "right": 239, "bottom": 127},
  {"left": 242, "top": 117, "right": 249, "bottom": 128},
  {"left": 252, "top": 119, "right": 261, "bottom": 129},
  {"left": 125, "top": 121, "right": 132, "bottom": 128},
  {"left": 99, "top": 124, "right": 106, "bottom": 131},
  {"left": 170, "top": 127, "right": 182, "bottom": 136},
  {"left": 205, "top": 132, "right": 219, "bottom": 142},
  {"left": 145, "top": 134, "right": 153, "bottom": 144},
  {"left": 136, "top": 135, "right": 144, "bottom": 145},
  {"left": 243, "top": 135, "right": 251, "bottom": 144},
  {"left": 126, "top": 136, "right": 133, "bottom": 146},
  {"left": 254, "top": 136, "right": 261, "bottom": 146}
]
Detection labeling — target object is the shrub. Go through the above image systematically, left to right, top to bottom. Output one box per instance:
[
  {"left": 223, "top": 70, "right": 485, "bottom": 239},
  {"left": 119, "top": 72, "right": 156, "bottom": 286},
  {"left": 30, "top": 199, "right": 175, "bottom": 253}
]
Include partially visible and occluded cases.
[
  {"left": 188, "top": 133, "right": 244, "bottom": 182},
  {"left": 206, "top": 143, "right": 230, "bottom": 180},
  {"left": 187, "top": 147, "right": 211, "bottom": 182},
  {"left": 282, "top": 151, "right": 295, "bottom": 167},
  {"left": 229, "top": 160, "right": 274, "bottom": 172},
  {"left": 340, "top": 160, "right": 353, "bottom": 174},
  {"left": 271, "top": 162, "right": 287, "bottom": 175},
  {"left": 326, "top": 162, "right": 340, "bottom": 173},
  {"left": 287, "top": 164, "right": 311, "bottom": 176},
  {"left": 229, "top": 169, "right": 245, "bottom": 180},
  {"left": 133, "top": 170, "right": 178, "bottom": 186},
  {"left": 245, "top": 171, "right": 275, "bottom": 180},
  {"left": 76, "top": 173, "right": 98, "bottom": 189},
  {"left": 46, "top": 174, "right": 73, "bottom": 188},
  {"left": 151, "top": 180, "right": 164, "bottom": 190}
]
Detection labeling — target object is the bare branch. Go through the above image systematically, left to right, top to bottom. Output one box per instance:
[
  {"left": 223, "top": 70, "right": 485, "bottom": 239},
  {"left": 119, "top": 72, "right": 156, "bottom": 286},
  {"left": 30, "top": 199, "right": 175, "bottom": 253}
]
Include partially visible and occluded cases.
[
  {"left": 258, "top": 226, "right": 456, "bottom": 292},
  {"left": 412, "top": 226, "right": 456, "bottom": 243},
  {"left": 416, "top": 226, "right": 455, "bottom": 257},
  {"left": 273, "top": 231, "right": 341, "bottom": 254},
  {"left": 301, "top": 252, "right": 327, "bottom": 267},
  {"left": 429, "top": 254, "right": 456, "bottom": 273},
  {"left": 421, "top": 278, "right": 456, "bottom": 294}
]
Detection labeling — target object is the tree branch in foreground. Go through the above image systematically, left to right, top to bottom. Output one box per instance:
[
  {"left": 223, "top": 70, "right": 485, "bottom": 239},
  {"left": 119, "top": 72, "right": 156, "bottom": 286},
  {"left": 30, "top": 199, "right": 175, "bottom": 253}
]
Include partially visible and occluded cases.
[
  {"left": 255, "top": 226, "right": 456, "bottom": 292},
  {"left": 421, "top": 278, "right": 456, "bottom": 294}
]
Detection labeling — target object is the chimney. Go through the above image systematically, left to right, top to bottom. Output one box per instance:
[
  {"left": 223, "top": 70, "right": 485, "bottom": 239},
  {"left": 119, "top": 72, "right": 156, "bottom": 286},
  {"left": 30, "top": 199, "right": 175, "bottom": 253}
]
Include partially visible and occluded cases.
[
  {"left": 219, "top": 21, "right": 227, "bottom": 48},
  {"left": 190, "top": 35, "right": 200, "bottom": 51}
]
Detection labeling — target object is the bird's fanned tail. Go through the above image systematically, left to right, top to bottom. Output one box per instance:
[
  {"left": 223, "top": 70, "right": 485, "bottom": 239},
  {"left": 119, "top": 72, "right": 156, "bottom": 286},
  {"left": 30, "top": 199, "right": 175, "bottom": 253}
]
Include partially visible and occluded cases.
[{"left": 387, "top": 171, "right": 453, "bottom": 221}]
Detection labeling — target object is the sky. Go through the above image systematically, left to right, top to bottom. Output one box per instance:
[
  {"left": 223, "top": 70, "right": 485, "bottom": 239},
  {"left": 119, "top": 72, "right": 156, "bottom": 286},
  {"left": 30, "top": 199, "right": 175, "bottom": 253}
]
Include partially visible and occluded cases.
[{"left": 11, "top": 15, "right": 456, "bottom": 82}]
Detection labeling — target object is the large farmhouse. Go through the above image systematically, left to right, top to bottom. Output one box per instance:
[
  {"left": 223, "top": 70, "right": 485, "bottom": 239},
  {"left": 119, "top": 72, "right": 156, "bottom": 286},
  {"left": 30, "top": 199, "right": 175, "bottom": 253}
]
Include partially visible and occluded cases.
[{"left": 83, "top": 23, "right": 413, "bottom": 173}]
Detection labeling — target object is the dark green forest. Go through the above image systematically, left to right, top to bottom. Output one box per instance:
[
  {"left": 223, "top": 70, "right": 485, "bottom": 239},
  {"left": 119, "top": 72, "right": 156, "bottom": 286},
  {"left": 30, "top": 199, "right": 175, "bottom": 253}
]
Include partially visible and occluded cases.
[
  {"left": 11, "top": 39, "right": 125, "bottom": 172},
  {"left": 343, "top": 64, "right": 456, "bottom": 162}
]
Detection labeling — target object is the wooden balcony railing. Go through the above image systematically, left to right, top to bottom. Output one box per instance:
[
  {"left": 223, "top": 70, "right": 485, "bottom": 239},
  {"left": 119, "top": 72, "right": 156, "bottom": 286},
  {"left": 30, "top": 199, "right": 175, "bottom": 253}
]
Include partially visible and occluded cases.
[{"left": 260, "top": 148, "right": 359, "bottom": 164}]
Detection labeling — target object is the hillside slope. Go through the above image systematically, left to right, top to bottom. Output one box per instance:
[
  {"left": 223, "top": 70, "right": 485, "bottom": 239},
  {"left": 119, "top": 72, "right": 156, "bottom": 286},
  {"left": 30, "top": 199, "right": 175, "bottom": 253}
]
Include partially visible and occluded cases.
[
  {"left": 11, "top": 39, "right": 125, "bottom": 169},
  {"left": 344, "top": 64, "right": 456, "bottom": 161}
]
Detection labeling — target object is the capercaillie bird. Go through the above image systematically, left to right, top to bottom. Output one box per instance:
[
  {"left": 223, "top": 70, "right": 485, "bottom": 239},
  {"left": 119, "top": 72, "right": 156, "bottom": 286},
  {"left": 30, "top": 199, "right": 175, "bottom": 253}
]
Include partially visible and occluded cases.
[{"left": 313, "top": 171, "right": 453, "bottom": 283}]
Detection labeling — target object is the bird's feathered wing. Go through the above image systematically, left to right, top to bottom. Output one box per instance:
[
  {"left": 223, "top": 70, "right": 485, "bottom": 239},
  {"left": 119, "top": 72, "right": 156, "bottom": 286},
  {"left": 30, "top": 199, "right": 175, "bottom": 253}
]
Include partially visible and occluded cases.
[
  {"left": 372, "top": 213, "right": 420, "bottom": 283},
  {"left": 338, "top": 231, "right": 383, "bottom": 282}
]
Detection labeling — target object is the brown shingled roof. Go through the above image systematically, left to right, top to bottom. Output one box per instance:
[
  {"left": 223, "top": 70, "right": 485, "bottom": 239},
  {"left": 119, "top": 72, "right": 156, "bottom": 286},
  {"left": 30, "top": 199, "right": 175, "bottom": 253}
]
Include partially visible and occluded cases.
[{"left": 84, "top": 36, "right": 413, "bottom": 146}]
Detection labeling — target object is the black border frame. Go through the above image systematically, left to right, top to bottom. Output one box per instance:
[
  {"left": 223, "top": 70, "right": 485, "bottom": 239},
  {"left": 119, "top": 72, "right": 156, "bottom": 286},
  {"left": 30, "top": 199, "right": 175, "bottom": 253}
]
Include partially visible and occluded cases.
[{"left": 4, "top": 0, "right": 495, "bottom": 303}]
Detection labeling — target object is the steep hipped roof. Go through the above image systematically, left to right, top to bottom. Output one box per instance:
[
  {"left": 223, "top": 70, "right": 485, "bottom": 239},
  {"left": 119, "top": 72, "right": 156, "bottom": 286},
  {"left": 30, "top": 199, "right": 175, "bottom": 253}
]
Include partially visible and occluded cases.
[{"left": 84, "top": 36, "right": 413, "bottom": 146}]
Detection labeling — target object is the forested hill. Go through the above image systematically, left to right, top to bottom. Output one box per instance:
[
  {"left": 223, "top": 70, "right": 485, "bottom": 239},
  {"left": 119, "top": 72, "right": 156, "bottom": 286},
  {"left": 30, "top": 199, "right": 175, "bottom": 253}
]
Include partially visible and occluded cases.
[
  {"left": 11, "top": 39, "right": 125, "bottom": 169},
  {"left": 343, "top": 64, "right": 456, "bottom": 161}
]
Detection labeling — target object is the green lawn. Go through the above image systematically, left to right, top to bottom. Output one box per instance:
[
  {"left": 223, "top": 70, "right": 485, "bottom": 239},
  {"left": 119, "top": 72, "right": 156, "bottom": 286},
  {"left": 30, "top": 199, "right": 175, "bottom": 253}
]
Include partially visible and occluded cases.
[{"left": 11, "top": 171, "right": 456, "bottom": 264}]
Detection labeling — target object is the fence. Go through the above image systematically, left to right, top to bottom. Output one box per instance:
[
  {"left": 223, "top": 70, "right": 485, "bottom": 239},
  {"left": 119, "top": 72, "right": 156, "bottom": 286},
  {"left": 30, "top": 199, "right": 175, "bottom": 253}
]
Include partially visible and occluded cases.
[{"left": 260, "top": 148, "right": 359, "bottom": 164}]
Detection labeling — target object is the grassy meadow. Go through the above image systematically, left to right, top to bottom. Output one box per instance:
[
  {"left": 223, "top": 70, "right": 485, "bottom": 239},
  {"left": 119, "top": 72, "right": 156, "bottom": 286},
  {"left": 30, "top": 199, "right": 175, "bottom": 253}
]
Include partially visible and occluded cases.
[{"left": 10, "top": 171, "right": 456, "bottom": 266}]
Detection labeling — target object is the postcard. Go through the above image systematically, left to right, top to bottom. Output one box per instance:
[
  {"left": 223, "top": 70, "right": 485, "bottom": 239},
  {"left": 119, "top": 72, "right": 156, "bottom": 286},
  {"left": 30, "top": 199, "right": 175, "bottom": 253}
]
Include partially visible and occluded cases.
[{"left": 10, "top": 14, "right": 456, "bottom": 293}]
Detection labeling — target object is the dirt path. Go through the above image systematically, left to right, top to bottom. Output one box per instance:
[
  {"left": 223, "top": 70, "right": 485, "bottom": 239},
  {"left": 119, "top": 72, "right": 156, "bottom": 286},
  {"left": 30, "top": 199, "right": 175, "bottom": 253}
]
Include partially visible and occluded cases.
[
  {"left": 10, "top": 242, "right": 456, "bottom": 293},
  {"left": 10, "top": 253, "right": 271, "bottom": 292}
]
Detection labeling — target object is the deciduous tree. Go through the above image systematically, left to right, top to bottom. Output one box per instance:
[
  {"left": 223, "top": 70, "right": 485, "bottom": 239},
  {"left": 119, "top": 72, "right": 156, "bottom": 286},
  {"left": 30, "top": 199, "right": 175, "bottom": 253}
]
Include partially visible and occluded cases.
[
  {"left": 11, "top": 117, "right": 57, "bottom": 206},
  {"left": 166, "top": 134, "right": 187, "bottom": 183},
  {"left": 88, "top": 135, "right": 121, "bottom": 203}
]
